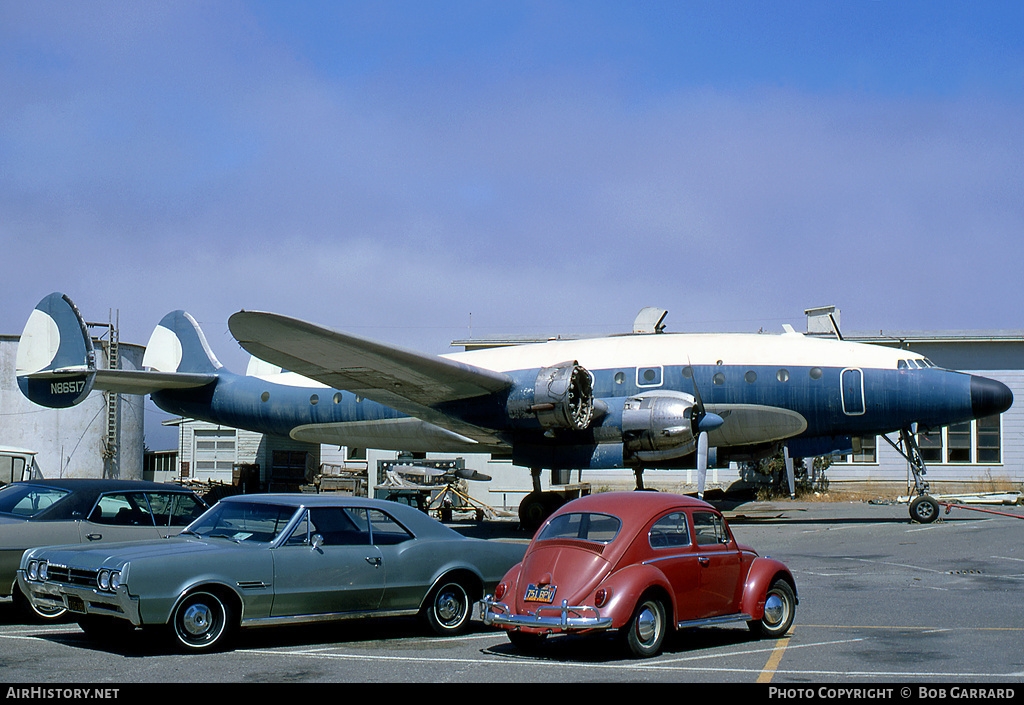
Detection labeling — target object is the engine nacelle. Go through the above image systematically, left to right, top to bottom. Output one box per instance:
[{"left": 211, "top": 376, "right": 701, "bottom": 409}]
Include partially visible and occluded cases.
[
  {"left": 506, "top": 361, "right": 595, "bottom": 432},
  {"left": 621, "top": 391, "right": 698, "bottom": 462}
]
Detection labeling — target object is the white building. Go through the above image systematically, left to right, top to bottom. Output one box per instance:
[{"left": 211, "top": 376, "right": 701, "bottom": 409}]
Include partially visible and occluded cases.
[{"left": 0, "top": 333, "right": 145, "bottom": 480}]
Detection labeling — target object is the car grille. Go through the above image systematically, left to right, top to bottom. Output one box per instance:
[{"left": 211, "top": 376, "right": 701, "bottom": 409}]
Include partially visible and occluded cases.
[{"left": 45, "top": 565, "right": 98, "bottom": 588}]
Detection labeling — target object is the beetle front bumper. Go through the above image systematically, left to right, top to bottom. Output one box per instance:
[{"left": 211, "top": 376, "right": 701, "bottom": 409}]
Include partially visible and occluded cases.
[
  {"left": 17, "top": 571, "right": 141, "bottom": 625},
  {"left": 480, "top": 595, "right": 614, "bottom": 633}
]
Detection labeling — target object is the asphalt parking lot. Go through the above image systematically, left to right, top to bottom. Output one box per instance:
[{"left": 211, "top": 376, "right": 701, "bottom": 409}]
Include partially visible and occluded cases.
[{"left": 2, "top": 498, "right": 1023, "bottom": 686}]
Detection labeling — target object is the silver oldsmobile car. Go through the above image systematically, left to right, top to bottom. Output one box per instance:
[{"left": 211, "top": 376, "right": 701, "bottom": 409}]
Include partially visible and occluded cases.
[{"left": 18, "top": 494, "right": 526, "bottom": 652}]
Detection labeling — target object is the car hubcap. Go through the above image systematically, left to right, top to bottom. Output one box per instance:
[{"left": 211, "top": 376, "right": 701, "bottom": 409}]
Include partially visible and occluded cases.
[
  {"left": 436, "top": 587, "right": 465, "bottom": 626},
  {"left": 764, "top": 594, "right": 785, "bottom": 626},
  {"left": 182, "top": 603, "right": 213, "bottom": 637},
  {"left": 636, "top": 606, "right": 658, "bottom": 644}
]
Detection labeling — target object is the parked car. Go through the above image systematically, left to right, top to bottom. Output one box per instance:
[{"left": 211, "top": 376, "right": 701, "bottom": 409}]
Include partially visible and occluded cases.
[
  {"left": 1, "top": 478, "right": 207, "bottom": 619},
  {"left": 481, "top": 491, "right": 797, "bottom": 658},
  {"left": 19, "top": 494, "right": 527, "bottom": 651}
]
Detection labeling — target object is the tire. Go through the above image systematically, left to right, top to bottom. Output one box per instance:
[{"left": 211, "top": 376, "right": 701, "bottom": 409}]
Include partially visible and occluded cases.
[
  {"left": 519, "top": 492, "right": 563, "bottom": 531},
  {"left": 910, "top": 495, "right": 940, "bottom": 524},
  {"left": 748, "top": 578, "right": 796, "bottom": 638},
  {"left": 424, "top": 579, "right": 474, "bottom": 635},
  {"left": 12, "top": 585, "right": 67, "bottom": 622},
  {"left": 169, "top": 590, "right": 236, "bottom": 652},
  {"left": 622, "top": 596, "right": 667, "bottom": 659}
]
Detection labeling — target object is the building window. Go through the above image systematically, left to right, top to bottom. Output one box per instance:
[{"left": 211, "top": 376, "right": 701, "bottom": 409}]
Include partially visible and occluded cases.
[
  {"left": 976, "top": 415, "right": 1002, "bottom": 464},
  {"left": 916, "top": 417, "right": 1003, "bottom": 465},
  {"left": 946, "top": 422, "right": 972, "bottom": 464},
  {"left": 836, "top": 435, "right": 876, "bottom": 463},
  {"left": 852, "top": 435, "right": 876, "bottom": 463}
]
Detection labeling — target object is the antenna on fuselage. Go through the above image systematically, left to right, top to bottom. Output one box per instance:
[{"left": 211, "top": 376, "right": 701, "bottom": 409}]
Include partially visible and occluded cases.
[
  {"left": 804, "top": 306, "right": 842, "bottom": 340},
  {"left": 633, "top": 308, "right": 668, "bottom": 334}
]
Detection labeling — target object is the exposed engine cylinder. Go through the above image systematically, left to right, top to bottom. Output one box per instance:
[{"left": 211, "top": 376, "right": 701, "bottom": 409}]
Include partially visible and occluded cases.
[
  {"left": 508, "top": 361, "right": 595, "bottom": 432},
  {"left": 621, "top": 391, "right": 698, "bottom": 461}
]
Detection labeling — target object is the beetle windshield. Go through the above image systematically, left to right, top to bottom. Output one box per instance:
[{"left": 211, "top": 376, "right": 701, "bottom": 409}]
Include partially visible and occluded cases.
[
  {"left": 0, "top": 484, "right": 71, "bottom": 518},
  {"left": 185, "top": 501, "right": 299, "bottom": 543},
  {"left": 537, "top": 512, "right": 621, "bottom": 544}
]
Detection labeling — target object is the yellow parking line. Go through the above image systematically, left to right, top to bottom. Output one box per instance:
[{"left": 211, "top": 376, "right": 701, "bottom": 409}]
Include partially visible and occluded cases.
[{"left": 756, "top": 630, "right": 792, "bottom": 683}]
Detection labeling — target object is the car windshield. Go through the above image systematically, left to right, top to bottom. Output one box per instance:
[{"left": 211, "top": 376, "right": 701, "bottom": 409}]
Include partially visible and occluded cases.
[
  {"left": 0, "top": 484, "right": 72, "bottom": 518},
  {"left": 185, "top": 501, "right": 299, "bottom": 543},
  {"left": 537, "top": 512, "right": 621, "bottom": 544}
]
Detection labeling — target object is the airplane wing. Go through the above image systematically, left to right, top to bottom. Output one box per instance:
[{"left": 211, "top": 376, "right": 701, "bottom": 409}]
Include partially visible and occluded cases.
[{"left": 228, "top": 310, "right": 514, "bottom": 445}]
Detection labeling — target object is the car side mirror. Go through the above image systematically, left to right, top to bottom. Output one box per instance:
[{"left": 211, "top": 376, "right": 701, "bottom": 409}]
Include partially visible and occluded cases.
[{"left": 310, "top": 533, "right": 324, "bottom": 551}]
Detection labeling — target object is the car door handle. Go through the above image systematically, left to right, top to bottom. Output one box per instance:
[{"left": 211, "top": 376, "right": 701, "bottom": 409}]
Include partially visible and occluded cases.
[
  {"left": 86, "top": 534, "right": 102, "bottom": 541},
  {"left": 365, "top": 556, "right": 382, "bottom": 567},
  {"left": 698, "top": 557, "right": 709, "bottom": 566}
]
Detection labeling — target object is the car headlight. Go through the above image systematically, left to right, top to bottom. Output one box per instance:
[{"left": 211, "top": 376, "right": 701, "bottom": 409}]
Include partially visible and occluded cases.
[
  {"left": 26, "top": 560, "right": 47, "bottom": 582},
  {"left": 96, "top": 569, "right": 121, "bottom": 592}
]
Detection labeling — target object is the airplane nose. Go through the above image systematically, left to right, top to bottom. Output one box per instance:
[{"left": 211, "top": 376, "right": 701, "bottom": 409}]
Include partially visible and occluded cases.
[{"left": 970, "top": 375, "right": 1013, "bottom": 418}]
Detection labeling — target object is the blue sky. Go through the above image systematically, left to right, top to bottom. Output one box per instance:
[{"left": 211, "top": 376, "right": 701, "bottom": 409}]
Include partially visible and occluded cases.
[{"left": 2, "top": 1, "right": 1023, "bottom": 442}]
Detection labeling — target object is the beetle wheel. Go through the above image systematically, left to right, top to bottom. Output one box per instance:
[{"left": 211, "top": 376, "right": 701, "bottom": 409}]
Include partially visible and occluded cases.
[
  {"left": 909, "top": 495, "right": 940, "bottom": 524},
  {"left": 748, "top": 578, "right": 796, "bottom": 638},
  {"left": 424, "top": 579, "right": 473, "bottom": 635},
  {"left": 170, "top": 590, "right": 236, "bottom": 652},
  {"left": 622, "top": 596, "right": 667, "bottom": 659}
]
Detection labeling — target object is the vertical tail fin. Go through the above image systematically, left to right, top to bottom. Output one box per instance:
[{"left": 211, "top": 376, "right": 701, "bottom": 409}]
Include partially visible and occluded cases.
[
  {"left": 16, "top": 293, "right": 97, "bottom": 408},
  {"left": 143, "top": 310, "right": 224, "bottom": 375}
]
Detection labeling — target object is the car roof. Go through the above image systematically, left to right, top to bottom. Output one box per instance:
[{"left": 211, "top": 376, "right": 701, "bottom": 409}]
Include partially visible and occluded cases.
[
  {"left": 8, "top": 478, "right": 195, "bottom": 493},
  {"left": 552, "top": 491, "right": 715, "bottom": 518},
  {"left": 216, "top": 493, "right": 460, "bottom": 539}
]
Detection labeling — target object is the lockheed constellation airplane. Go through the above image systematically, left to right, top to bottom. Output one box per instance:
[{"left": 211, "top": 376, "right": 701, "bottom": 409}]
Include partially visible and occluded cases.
[{"left": 16, "top": 293, "right": 1013, "bottom": 526}]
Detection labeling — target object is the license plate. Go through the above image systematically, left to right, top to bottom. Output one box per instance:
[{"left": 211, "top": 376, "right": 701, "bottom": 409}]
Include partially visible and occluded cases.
[
  {"left": 524, "top": 584, "right": 556, "bottom": 603},
  {"left": 65, "top": 595, "right": 85, "bottom": 613}
]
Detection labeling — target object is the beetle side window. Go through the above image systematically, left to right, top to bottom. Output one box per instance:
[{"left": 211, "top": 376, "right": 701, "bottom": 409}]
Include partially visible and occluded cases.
[
  {"left": 649, "top": 512, "right": 690, "bottom": 548},
  {"left": 693, "top": 512, "right": 730, "bottom": 546}
]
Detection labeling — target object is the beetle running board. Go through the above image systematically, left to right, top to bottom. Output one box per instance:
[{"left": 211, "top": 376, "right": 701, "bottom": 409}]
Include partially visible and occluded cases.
[{"left": 675, "top": 613, "right": 753, "bottom": 630}]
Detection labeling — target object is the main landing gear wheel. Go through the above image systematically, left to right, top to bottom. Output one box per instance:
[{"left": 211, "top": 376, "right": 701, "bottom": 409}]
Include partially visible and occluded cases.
[
  {"left": 518, "top": 492, "right": 565, "bottom": 531},
  {"left": 909, "top": 495, "right": 940, "bottom": 524}
]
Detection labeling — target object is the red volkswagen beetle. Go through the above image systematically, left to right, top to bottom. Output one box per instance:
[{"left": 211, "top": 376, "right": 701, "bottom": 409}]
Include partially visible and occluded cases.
[{"left": 482, "top": 491, "right": 796, "bottom": 658}]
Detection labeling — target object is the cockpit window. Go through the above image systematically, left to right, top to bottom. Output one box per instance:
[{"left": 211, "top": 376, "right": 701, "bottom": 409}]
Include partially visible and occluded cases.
[{"left": 899, "top": 358, "right": 935, "bottom": 369}]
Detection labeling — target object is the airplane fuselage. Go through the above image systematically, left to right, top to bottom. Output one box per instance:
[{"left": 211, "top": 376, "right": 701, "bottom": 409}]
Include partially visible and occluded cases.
[{"left": 151, "top": 331, "right": 1005, "bottom": 468}]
